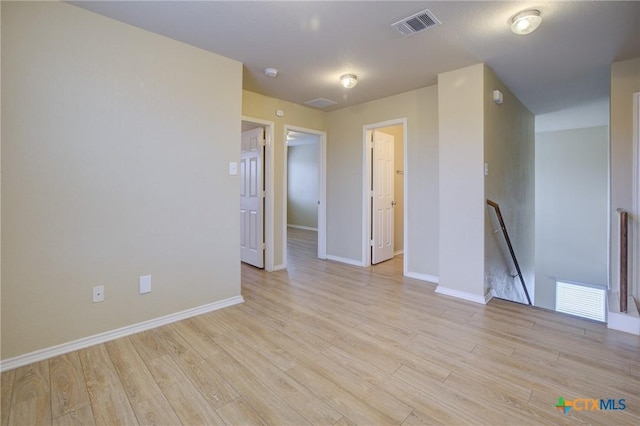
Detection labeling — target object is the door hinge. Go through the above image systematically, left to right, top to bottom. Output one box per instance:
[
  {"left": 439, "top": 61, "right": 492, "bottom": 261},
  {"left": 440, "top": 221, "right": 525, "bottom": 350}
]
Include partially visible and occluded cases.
[
  {"left": 261, "top": 139, "right": 266, "bottom": 147},
  {"left": 262, "top": 191, "right": 266, "bottom": 198},
  {"left": 370, "top": 239, "right": 374, "bottom": 246},
  {"left": 262, "top": 242, "right": 266, "bottom": 250}
]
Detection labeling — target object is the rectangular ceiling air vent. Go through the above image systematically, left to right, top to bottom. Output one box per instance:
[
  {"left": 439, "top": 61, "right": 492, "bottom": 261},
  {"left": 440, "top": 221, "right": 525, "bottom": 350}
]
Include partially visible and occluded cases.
[
  {"left": 392, "top": 9, "right": 441, "bottom": 37},
  {"left": 305, "top": 98, "right": 337, "bottom": 108}
]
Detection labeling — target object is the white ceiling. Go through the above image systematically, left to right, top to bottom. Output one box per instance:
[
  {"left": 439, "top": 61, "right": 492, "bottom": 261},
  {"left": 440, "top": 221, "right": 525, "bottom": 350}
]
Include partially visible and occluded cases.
[{"left": 70, "top": 1, "right": 640, "bottom": 115}]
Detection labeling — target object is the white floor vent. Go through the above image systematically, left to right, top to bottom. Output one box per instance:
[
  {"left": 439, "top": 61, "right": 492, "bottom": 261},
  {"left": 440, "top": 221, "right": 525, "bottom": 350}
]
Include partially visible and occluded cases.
[
  {"left": 391, "top": 9, "right": 441, "bottom": 37},
  {"left": 556, "top": 280, "right": 606, "bottom": 322}
]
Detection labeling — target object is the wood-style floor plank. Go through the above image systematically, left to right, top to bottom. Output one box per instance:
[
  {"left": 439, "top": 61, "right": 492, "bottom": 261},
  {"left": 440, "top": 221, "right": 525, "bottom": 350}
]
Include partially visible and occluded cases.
[
  {"left": 1, "top": 227, "right": 639, "bottom": 425},
  {"left": 78, "top": 344, "right": 138, "bottom": 426},
  {"left": 49, "top": 352, "right": 91, "bottom": 419},
  {"left": 0, "top": 370, "right": 15, "bottom": 426},
  {"left": 51, "top": 404, "right": 95, "bottom": 426}
]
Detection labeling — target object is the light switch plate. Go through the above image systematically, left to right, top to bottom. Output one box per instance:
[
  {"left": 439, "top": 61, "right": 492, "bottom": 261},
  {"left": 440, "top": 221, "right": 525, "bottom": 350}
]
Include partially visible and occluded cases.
[
  {"left": 229, "top": 162, "right": 238, "bottom": 175},
  {"left": 139, "top": 275, "right": 151, "bottom": 294}
]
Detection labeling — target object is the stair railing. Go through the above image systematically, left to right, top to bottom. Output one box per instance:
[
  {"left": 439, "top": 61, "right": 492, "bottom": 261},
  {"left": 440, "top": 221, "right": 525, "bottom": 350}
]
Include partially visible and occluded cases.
[
  {"left": 486, "top": 199, "right": 532, "bottom": 305},
  {"left": 618, "top": 208, "right": 628, "bottom": 313}
]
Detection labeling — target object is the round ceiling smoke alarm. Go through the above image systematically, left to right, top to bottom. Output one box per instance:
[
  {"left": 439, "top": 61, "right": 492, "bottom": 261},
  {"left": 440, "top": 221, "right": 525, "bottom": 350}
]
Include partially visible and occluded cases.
[{"left": 264, "top": 67, "right": 278, "bottom": 78}]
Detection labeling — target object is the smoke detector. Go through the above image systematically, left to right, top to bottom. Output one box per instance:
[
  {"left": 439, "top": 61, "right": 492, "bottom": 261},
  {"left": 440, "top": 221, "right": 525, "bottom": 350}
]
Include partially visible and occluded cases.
[{"left": 264, "top": 67, "right": 278, "bottom": 78}]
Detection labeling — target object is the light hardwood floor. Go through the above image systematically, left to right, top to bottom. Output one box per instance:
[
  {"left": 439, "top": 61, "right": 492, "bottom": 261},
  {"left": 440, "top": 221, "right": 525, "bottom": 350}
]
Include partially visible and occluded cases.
[{"left": 2, "top": 227, "right": 639, "bottom": 425}]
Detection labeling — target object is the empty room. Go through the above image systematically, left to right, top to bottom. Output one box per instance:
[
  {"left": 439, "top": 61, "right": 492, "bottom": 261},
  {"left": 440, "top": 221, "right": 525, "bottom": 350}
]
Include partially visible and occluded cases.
[{"left": 2, "top": 1, "right": 639, "bottom": 425}]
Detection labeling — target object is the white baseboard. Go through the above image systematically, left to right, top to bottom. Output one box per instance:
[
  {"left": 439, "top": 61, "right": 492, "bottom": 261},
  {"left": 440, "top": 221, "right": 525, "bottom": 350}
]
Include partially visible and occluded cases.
[
  {"left": 287, "top": 224, "right": 318, "bottom": 231},
  {"left": 394, "top": 249, "right": 404, "bottom": 256},
  {"left": 326, "top": 254, "right": 363, "bottom": 267},
  {"left": 271, "top": 264, "right": 286, "bottom": 271},
  {"left": 405, "top": 271, "right": 439, "bottom": 284},
  {"left": 435, "top": 285, "right": 492, "bottom": 305},
  {"left": 607, "top": 292, "right": 640, "bottom": 335},
  {"left": 0, "top": 295, "right": 244, "bottom": 373},
  {"left": 608, "top": 311, "right": 640, "bottom": 335}
]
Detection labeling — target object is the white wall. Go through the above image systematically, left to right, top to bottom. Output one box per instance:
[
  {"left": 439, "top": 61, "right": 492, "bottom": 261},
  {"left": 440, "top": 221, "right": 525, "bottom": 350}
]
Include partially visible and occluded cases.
[
  {"left": 1, "top": 2, "right": 242, "bottom": 359},
  {"left": 610, "top": 57, "right": 640, "bottom": 300},
  {"left": 437, "top": 64, "right": 486, "bottom": 299},
  {"left": 326, "top": 86, "right": 439, "bottom": 276},
  {"left": 535, "top": 126, "right": 609, "bottom": 309},
  {"left": 287, "top": 144, "right": 319, "bottom": 229}
]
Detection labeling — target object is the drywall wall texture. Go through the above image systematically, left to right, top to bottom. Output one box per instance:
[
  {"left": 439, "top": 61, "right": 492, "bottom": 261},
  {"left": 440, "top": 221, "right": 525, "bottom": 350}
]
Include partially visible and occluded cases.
[
  {"left": 1, "top": 2, "right": 242, "bottom": 359},
  {"left": 610, "top": 57, "right": 640, "bottom": 300},
  {"left": 437, "top": 64, "right": 486, "bottom": 298},
  {"left": 483, "top": 65, "right": 535, "bottom": 305},
  {"left": 326, "top": 86, "right": 439, "bottom": 276},
  {"left": 242, "top": 90, "right": 326, "bottom": 268},
  {"left": 377, "top": 125, "right": 405, "bottom": 253},
  {"left": 535, "top": 126, "right": 608, "bottom": 310},
  {"left": 287, "top": 144, "right": 319, "bottom": 229}
]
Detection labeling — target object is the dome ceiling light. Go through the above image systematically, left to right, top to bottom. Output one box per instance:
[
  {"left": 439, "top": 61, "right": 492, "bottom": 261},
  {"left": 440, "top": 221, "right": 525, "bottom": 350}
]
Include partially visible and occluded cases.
[{"left": 511, "top": 10, "right": 542, "bottom": 35}]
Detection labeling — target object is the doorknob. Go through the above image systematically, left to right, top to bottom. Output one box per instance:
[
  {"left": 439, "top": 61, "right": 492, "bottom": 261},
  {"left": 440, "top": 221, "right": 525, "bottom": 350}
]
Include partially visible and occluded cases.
[{"left": 391, "top": 201, "right": 397, "bottom": 206}]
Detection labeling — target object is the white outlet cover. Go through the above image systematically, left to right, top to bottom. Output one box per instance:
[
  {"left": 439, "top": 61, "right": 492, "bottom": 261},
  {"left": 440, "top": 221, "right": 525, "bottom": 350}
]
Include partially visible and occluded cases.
[
  {"left": 140, "top": 275, "right": 152, "bottom": 294},
  {"left": 93, "top": 285, "right": 105, "bottom": 303}
]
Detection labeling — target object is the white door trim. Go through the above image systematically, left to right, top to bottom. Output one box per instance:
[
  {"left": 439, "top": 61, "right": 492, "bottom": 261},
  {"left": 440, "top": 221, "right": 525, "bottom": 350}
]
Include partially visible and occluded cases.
[
  {"left": 242, "top": 116, "right": 275, "bottom": 271},
  {"left": 362, "top": 118, "right": 408, "bottom": 273},
  {"left": 283, "top": 125, "right": 327, "bottom": 264}
]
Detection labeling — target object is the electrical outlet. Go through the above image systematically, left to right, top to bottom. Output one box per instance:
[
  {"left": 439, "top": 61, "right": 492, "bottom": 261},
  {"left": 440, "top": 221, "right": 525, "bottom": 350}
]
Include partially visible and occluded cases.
[
  {"left": 139, "top": 275, "right": 152, "bottom": 294},
  {"left": 93, "top": 285, "right": 104, "bottom": 303}
]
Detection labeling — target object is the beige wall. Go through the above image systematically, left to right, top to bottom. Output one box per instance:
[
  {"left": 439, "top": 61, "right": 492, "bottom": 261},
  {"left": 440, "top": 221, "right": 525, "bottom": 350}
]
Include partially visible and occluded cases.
[
  {"left": 1, "top": 2, "right": 243, "bottom": 359},
  {"left": 610, "top": 57, "right": 640, "bottom": 300},
  {"left": 438, "top": 64, "right": 486, "bottom": 298},
  {"left": 484, "top": 66, "right": 535, "bottom": 304},
  {"left": 326, "top": 86, "right": 439, "bottom": 276},
  {"left": 242, "top": 91, "right": 326, "bottom": 268},
  {"left": 377, "top": 125, "right": 404, "bottom": 253},
  {"left": 535, "top": 126, "right": 608, "bottom": 309}
]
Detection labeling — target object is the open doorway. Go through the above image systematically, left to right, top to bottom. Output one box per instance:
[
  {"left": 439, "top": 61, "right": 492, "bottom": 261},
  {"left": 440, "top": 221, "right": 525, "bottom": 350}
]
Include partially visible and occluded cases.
[
  {"left": 362, "top": 119, "right": 407, "bottom": 270},
  {"left": 283, "top": 125, "right": 327, "bottom": 264}
]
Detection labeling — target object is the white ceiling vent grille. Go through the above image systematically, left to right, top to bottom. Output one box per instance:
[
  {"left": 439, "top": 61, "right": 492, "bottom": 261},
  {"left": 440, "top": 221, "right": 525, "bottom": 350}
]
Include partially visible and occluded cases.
[
  {"left": 392, "top": 9, "right": 441, "bottom": 37},
  {"left": 305, "top": 98, "right": 337, "bottom": 108}
]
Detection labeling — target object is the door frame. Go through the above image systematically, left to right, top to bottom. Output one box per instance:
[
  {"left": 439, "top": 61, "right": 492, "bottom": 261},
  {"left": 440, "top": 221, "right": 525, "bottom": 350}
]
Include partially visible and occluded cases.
[
  {"left": 241, "top": 116, "right": 275, "bottom": 271},
  {"left": 362, "top": 118, "right": 408, "bottom": 272},
  {"left": 283, "top": 125, "right": 327, "bottom": 265}
]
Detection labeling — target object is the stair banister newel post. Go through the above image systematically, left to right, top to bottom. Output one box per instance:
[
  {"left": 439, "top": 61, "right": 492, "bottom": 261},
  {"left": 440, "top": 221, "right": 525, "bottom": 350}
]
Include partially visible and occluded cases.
[{"left": 618, "top": 208, "right": 628, "bottom": 313}]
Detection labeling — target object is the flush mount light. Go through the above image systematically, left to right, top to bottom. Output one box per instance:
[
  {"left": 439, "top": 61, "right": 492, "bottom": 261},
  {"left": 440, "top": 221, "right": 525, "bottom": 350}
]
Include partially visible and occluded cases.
[
  {"left": 511, "top": 10, "right": 541, "bottom": 35},
  {"left": 340, "top": 74, "right": 358, "bottom": 89}
]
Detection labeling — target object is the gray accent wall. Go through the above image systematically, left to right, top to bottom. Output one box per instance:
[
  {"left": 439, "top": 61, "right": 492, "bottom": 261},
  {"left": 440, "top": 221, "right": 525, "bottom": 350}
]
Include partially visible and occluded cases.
[
  {"left": 484, "top": 67, "right": 535, "bottom": 305},
  {"left": 535, "top": 126, "right": 609, "bottom": 310},
  {"left": 287, "top": 144, "right": 319, "bottom": 229}
]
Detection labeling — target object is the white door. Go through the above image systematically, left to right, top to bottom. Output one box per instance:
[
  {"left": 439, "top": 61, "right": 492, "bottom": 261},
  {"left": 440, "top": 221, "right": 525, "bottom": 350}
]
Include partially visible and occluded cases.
[
  {"left": 240, "top": 127, "right": 265, "bottom": 268},
  {"left": 371, "top": 130, "right": 395, "bottom": 264}
]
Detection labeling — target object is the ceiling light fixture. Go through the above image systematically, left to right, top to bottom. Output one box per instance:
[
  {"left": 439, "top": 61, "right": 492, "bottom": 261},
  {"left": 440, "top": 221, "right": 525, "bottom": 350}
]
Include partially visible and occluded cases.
[
  {"left": 510, "top": 10, "right": 542, "bottom": 35},
  {"left": 340, "top": 74, "right": 358, "bottom": 89}
]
